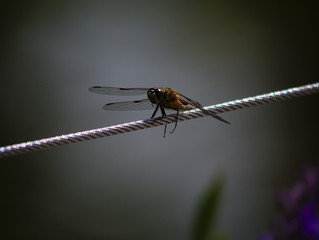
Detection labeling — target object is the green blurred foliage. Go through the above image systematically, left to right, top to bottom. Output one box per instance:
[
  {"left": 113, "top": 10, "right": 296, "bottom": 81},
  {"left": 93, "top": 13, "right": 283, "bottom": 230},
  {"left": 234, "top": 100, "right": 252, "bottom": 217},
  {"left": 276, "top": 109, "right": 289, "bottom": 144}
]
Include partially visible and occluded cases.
[{"left": 192, "top": 176, "right": 228, "bottom": 240}]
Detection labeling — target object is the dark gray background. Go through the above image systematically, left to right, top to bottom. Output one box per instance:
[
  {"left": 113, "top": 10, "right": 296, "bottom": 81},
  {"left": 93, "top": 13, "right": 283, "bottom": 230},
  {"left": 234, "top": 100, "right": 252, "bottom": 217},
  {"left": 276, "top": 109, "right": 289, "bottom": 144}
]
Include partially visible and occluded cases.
[{"left": 2, "top": 1, "right": 318, "bottom": 239}]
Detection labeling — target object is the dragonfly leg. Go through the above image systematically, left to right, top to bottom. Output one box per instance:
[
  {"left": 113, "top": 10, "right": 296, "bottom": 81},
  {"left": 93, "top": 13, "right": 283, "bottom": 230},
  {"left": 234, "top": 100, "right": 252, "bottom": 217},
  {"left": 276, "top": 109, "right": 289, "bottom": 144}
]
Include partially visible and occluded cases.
[
  {"left": 150, "top": 104, "right": 166, "bottom": 124},
  {"left": 151, "top": 104, "right": 159, "bottom": 119},
  {"left": 160, "top": 105, "right": 168, "bottom": 137},
  {"left": 160, "top": 105, "right": 167, "bottom": 117},
  {"left": 170, "top": 110, "right": 179, "bottom": 134},
  {"left": 163, "top": 124, "right": 167, "bottom": 137}
]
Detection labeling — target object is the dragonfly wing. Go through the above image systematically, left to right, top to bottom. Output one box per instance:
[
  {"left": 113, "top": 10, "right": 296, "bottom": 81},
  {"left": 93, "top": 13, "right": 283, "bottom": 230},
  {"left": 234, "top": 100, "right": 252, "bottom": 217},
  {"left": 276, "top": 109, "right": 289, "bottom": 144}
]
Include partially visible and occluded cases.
[
  {"left": 89, "top": 86, "right": 149, "bottom": 96},
  {"left": 176, "top": 92, "right": 230, "bottom": 124},
  {"left": 176, "top": 92, "right": 205, "bottom": 109},
  {"left": 103, "top": 99, "right": 154, "bottom": 111}
]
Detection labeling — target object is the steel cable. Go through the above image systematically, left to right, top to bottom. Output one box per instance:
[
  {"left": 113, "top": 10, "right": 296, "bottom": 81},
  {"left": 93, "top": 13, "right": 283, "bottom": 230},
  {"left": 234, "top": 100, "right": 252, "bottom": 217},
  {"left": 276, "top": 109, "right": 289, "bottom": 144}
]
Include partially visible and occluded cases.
[{"left": 1, "top": 82, "right": 318, "bottom": 158}]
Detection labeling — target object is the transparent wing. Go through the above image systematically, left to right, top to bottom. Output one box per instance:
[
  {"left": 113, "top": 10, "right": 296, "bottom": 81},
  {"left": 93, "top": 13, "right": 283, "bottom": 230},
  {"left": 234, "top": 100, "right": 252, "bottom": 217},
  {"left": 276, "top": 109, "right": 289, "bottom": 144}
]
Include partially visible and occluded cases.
[
  {"left": 89, "top": 86, "right": 149, "bottom": 96},
  {"left": 175, "top": 91, "right": 205, "bottom": 109},
  {"left": 176, "top": 91, "right": 230, "bottom": 124},
  {"left": 103, "top": 99, "right": 154, "bottom": 111}
]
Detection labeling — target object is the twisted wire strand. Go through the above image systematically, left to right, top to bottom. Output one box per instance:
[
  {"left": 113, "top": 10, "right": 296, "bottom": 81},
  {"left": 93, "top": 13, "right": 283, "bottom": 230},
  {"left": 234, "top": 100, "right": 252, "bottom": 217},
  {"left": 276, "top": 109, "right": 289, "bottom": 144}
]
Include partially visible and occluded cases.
[{"left": 1, "top": 82, "right": 318, "bottom": 158}]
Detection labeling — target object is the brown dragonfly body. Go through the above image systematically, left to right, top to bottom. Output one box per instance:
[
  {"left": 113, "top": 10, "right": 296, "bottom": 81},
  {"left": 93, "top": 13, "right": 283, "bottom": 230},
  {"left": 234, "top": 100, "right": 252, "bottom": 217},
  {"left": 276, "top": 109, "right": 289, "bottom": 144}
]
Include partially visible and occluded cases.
[
  {"left": 89, "top": 86, "right": 230, "bottom": 136},
  {"left": 150, "top": 88, "right": 196, "bottom": 111}
]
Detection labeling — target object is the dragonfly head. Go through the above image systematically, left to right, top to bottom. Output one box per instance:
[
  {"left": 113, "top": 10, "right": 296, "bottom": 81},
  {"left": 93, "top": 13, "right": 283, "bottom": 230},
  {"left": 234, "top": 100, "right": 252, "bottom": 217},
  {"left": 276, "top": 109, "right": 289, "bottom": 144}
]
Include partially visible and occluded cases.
[{"left": 147, "top": 88, "right": 165, "bottom": 104}]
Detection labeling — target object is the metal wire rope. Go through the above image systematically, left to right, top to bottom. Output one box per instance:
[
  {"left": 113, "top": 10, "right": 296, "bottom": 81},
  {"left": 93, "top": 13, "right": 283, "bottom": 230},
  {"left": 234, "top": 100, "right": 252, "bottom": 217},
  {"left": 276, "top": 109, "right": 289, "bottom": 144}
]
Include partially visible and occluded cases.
[{"left": 1, "top": 82, "right": 318, "bottom": 158}]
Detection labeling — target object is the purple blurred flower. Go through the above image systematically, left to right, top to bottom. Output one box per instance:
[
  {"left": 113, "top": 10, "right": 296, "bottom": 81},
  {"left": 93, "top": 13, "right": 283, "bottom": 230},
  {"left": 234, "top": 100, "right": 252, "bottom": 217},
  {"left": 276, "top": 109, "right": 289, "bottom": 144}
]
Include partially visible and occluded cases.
[
  {"left": 259, "top": 163, "right": 319, "bottom": 240},
  {"left": 300, "top": 203, "right": 319, "bottom": 237},
  {"left": 259, "top": 232, "right": 275, "bottom": 240}
]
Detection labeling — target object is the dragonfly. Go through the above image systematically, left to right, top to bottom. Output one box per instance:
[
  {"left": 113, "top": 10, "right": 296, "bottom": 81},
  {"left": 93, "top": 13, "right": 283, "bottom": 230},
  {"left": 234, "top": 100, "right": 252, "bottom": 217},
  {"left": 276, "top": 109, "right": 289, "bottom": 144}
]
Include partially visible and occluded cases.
[{"left": 89, "top": 87, "right": 230, "bottom": 137}]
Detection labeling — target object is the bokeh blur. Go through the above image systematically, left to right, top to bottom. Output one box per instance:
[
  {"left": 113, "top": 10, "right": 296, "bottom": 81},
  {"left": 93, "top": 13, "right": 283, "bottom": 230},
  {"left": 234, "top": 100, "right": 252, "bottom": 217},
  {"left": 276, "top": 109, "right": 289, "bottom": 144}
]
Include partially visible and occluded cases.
[{"left": 1, "top": 1, "right": 318, "bottom": 239}]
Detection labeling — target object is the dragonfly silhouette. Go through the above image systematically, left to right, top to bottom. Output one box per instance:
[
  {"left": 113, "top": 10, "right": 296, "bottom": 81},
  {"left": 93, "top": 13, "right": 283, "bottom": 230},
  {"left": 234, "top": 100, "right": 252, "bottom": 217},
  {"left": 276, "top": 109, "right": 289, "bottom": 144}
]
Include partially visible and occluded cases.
[{"left": 89, "top": 87, "right": 230, "bottom": 137}]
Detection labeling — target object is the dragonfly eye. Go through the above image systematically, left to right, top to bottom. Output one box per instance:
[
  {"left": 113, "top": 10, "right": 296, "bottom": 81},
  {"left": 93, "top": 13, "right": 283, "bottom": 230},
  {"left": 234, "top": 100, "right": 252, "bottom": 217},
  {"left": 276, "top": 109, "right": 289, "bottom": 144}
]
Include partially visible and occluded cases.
[
  {"left": 147, "top": 88, "right": 158, "bottom": 103},
  {"left": 155, "top": 89, "right": 166, "bottom": 100}
]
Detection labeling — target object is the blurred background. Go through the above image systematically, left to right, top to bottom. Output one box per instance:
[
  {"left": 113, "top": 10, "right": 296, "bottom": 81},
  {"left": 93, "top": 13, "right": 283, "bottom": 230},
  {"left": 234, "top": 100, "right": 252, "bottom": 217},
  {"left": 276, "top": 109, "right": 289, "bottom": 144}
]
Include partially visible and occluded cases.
[{"left": 1, "top": 1, "right": 318, "bottom": 239}]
